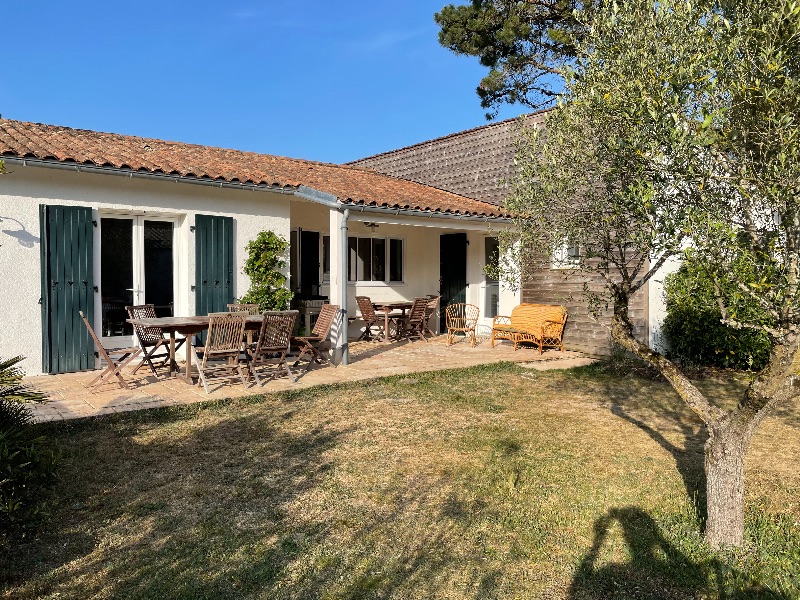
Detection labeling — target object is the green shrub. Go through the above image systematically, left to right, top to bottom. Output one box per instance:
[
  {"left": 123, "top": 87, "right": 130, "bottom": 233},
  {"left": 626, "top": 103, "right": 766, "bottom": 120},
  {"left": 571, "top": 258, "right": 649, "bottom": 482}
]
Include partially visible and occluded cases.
[
  {"left": 239, "top": 230, "right": 293, "bottom": 311},
  {"left": 662, "top": 260, "right": 772, "bottom": 370},
  {"left": 0, "top": 357, "right": 59, "bottom": 534}
]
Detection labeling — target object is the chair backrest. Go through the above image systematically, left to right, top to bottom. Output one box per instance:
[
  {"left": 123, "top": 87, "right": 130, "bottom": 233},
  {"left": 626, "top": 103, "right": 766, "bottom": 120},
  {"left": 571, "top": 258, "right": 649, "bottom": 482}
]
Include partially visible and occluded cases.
[
  {"left": 355, "top": 296, "right": 378, "bottom": 322},
  {"left": 425, "top": 296, "right": 440, "bottom": 321},
  {"left": 407, "top": 297, "right": 429, "bottom": 327},
  {"left": 227, "top": 303, "right": 261, "bottom": 315},
  {"left": 445, "top": 303, "right": 480, "bottom": 329},
  {"left": 126, "top": 304, "right": 164, "bottom": 346},
  {"left": 312, "top": 304, "right": 340, "bottom": 338},
  {"left": 511, "top": 304, "right": 567, "bottom": 333},
  {"left": 79, "top": 310, "right": 110, "bottom": 363},
  {"left": 254, "top": 311, "right": 298, "bottom": 355},
  {"left": 203, "top": 312, "right": 248, "bottom": 361}
]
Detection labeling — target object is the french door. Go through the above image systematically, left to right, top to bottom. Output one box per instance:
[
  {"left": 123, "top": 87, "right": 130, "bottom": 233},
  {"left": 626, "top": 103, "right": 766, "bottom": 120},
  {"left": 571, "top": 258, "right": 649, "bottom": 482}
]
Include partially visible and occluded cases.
[{"left": 99, "top": 215, "right": 176, "bottom": 348}]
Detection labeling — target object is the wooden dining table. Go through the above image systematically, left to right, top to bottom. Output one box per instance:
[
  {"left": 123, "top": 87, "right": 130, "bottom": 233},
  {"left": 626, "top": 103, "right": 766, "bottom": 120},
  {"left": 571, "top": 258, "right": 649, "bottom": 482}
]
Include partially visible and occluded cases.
[
  {"left": 371, "top": 301, "right": 414, "bottom": 343},
  {"left": 127, "top": 314, "right": 264, "bottom": 384}
]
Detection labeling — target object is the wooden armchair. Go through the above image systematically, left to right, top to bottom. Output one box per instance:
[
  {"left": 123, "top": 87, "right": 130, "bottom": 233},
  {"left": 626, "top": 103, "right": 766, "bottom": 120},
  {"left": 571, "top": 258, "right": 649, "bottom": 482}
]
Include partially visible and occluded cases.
[
  {"left": 424, "top": 295, "right": 440, "bottom": 338},
  {"left": 355, "top": 296, "right": 399, "bottom": 341},
  {"left": 401, "top": 297, "right": 430, "bottom": 343},
  {"left": 227, "top": 303, "right": 261, "bottom": 315},
  {"left": 445, "top": 303, "right": 480, "bottom": 347},
  {"left": 126, "top": 304, "right": 186, "bottom": 376},
  {"left": 292, "top": 304, "right": 340, "bottom": 370},
  {"left": 491, "top": 304, "right": 567, "bottom": 353},
  {"left": 247, "top": 310, "right": 298, "bottom": 385},
  {"left": 79, "top": 311, "right": 141, "bottom": 389},
  {"left": 193, "top": 311, "right": 249, "bottom": 393}
]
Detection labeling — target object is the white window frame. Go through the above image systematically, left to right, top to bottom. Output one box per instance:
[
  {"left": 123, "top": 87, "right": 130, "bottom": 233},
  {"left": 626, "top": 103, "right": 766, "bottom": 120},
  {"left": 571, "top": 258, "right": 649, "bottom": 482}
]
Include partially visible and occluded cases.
[
  {"left": 95, "top": 211, "right": 180, "bottom": 348},
  {"left": 346, "top": 234, "right": 405, "bottom": 285},
  {"left": 551, "top": 239, "right": 581, "bottom": 270}
]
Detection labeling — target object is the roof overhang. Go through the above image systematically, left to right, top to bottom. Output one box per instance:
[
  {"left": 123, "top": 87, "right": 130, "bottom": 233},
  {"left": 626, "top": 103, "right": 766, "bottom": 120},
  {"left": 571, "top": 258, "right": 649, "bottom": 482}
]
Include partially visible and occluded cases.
[{"left": 294, "top": 185, "right": 512, "bottom": 224}]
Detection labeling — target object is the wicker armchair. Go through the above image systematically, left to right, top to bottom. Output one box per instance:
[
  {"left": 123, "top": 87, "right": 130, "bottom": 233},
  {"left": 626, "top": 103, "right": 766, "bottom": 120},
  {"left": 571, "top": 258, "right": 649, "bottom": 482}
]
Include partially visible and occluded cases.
[{"left": 445, "top": 303, "right": 480, "bottom": 347}]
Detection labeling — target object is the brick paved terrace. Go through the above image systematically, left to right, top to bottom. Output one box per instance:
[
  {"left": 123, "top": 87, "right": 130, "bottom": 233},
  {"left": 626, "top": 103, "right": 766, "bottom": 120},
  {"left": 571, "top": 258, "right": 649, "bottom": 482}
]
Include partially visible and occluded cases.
[{"left": 25, "top": 337, "right": 591, "bottom": 422}]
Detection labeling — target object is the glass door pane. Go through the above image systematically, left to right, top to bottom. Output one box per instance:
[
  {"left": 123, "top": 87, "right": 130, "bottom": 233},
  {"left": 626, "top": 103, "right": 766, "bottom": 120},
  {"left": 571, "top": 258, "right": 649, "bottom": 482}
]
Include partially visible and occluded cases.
[
  {"left": 100, "top": 217, "right": 134, "bottom": 338},
  {"left": 143, "top": 220, "right": 174, "bottom": 317}
]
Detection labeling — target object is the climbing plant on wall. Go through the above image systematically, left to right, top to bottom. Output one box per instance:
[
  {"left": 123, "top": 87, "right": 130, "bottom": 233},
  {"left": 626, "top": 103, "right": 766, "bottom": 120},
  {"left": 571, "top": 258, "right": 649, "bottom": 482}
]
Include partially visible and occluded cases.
[{"left": 239, "top": 231, "right": 293, "bottom": 311}]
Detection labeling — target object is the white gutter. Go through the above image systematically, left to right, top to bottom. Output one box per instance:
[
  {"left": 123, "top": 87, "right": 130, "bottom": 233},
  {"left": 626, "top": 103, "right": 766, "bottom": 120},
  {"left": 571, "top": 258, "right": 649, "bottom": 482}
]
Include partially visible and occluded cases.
[{"left": 3, "top": 156, "right": 296, "bottom": 194}]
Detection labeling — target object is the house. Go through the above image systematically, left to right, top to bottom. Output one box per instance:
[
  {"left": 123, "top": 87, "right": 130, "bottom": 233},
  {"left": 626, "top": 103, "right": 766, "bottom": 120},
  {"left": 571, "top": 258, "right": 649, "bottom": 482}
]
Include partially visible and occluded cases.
[
  {"left": 350, "top": 110, "right": 665, "bottom": 356},
  {"left": 0, "top": 119, "right": 519, "bottom": 376}
]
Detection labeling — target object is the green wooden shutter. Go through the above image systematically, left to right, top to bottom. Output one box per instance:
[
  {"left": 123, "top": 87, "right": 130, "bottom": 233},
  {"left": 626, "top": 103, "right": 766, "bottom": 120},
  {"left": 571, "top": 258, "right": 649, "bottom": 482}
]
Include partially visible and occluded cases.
[
  {"left": 40, "top": 205, "right": 95, "bottom": 374},
  {"left": 195, "top": 215, "right": 234, "bottom": 340}
]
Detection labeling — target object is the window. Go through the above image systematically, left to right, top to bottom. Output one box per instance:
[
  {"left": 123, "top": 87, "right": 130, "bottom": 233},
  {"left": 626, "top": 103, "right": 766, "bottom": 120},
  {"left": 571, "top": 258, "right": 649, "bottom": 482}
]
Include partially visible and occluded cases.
[
  {"left": 322, "top": 235, "right": 331, "bottom": 282},
  {"left": 344, "top": 237, "right": 403, "bottom": 282},
  {"left": 552, "top": 240, "right": 581, "bottom": 269}
]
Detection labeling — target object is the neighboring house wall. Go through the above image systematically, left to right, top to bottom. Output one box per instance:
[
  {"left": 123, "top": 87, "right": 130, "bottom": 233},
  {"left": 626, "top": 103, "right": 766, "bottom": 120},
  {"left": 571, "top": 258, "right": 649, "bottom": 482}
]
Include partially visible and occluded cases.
[
  {"left": 350, "top": 111, "right": 658, "bottom": 356},
  {"left": 0, "top": 164, "right": 290, "bottom": 375},
  {"left": 520, "top": 266, "right": 648, "bottom": 357}
]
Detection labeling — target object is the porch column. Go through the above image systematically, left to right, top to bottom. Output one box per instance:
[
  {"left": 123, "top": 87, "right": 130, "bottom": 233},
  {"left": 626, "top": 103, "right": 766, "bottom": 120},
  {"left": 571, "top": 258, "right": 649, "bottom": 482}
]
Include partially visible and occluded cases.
[{"left": 329, "top": 208, "right": 349, "bottom": 365}]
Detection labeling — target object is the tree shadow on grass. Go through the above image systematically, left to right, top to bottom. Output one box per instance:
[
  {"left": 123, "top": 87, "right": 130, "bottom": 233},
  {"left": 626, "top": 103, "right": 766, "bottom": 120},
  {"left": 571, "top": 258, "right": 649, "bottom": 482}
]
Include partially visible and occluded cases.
[
  {"left": 594, "top": 373, "right": 709, "bottom": 523},
  {"left": 6, "top": 399, "right": 504, "bottom": 599},
  {"left": 569, "top": 507, "right": 789, "bottom": 600}
]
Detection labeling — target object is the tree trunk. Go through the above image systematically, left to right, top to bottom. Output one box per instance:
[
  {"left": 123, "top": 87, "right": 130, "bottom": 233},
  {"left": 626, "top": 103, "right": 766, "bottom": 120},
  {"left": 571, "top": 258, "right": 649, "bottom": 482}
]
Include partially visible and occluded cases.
[{"left": 704, "top": 419, "right": 753, "bottom": 548}]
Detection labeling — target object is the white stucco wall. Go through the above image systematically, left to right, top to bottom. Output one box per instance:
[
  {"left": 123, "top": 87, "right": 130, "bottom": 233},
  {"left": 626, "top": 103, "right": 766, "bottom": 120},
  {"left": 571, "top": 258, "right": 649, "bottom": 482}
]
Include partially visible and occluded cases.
[
  {"left": 0, "top": 163, "right": 291, "bottom": 375},
  {"left": 648, "top": 255, "right": 682, "bottom": 352}
]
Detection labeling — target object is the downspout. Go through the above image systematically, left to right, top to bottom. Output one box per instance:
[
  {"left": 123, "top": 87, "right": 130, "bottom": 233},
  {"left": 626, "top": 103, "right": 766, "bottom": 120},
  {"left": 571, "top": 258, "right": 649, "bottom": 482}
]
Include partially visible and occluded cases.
[{"left": 340, "top": 208, "right": 350, "bottom": 365}]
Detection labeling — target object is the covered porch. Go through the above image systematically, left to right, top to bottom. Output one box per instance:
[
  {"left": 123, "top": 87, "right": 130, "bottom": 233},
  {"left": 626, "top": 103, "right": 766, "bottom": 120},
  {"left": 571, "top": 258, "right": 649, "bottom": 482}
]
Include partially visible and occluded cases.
[{"left": 289, "top": 186, "right": 521, "bottom": 363}]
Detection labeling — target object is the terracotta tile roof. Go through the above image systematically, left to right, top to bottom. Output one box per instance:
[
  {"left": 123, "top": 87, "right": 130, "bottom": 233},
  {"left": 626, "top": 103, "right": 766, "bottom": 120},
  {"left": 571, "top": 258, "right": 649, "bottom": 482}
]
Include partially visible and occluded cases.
[
  {"left": 349, "top": 110, "right": 551, "bottom": 206},
  {"left": 0, "top": 119, "right": 510, "bottom": 219}
]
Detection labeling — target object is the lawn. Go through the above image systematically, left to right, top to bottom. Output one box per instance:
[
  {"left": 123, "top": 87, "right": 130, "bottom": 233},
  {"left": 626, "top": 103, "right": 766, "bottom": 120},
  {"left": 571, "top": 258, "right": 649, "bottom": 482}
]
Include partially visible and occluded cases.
[{"left": 2, "top": 362, "right": 799, "bottom": 599}]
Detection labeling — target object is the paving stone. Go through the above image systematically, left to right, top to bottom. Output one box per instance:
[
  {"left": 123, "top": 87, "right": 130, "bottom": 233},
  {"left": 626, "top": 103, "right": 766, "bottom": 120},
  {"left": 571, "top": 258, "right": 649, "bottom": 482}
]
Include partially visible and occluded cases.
[{"left": 26, "top": 337, "right": 585, "bottom": 422}]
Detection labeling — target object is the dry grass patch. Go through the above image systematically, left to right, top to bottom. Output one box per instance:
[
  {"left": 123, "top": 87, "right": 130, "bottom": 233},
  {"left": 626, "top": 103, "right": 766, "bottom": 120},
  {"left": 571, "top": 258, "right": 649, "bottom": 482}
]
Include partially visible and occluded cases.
[{"left": 2, "top": 362, "right": 799, "bottom": 599}]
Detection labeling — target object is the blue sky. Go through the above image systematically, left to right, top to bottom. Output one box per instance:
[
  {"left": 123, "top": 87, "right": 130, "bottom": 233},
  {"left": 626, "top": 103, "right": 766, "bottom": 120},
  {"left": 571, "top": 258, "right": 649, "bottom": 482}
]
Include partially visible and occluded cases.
[{"left": 0, "top": 2, "right": 530, "bottom": 164}]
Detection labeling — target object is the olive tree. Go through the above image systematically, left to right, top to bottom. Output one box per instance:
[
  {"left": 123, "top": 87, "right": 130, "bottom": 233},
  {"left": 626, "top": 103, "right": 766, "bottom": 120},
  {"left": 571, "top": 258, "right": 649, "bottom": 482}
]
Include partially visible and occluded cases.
[{"left": 504, "top": 0, "right": 800, "bottom": 547}]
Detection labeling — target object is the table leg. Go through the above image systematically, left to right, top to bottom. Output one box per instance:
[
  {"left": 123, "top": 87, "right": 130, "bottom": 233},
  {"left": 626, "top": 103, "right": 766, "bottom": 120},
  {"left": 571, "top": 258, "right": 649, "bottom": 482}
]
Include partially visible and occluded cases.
[
  {"left": 384, "top": 309, "right": 391, "bottom": 343},
  {"left": 169, "top": 332, "right": 176, "bottom": 377},
  {"left": 185, "top": 335, "right": 194, "bottom": 384}
]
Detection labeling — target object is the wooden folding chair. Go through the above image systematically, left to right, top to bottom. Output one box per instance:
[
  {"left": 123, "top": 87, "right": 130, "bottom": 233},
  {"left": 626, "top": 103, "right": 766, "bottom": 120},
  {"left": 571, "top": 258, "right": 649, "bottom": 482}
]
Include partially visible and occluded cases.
[
  {"left": 424, "top": 295, "right": 440, "bottom": 338},
  {"left": 355, "top": 296, "right": 386, "bottom": 341},
  {"left": 401, "top": 297, "right": 430, "bottom": 343},
  {"left": 227, "top": 303, "right": 261, "bottom": 315},
  {"left": 228, "top": 303, "right": 261, "bottom": 346},
  {"left": 445, "top": 303, "right": 480, "bottom": 347},
  {"left": 126, "top": 304, "right": 186, "bottom": 376},
  {"left": 292, "top": 304, "right": 340, "bottom": 370},
  {"left": 79, "top": 310, "right": 141, "bottom": 389},
  {"left": 247, "top": 310, "right": 298, "bottom": 385},
  {"left": 193, "top": 311, "right": 249, "bottom": 394}
]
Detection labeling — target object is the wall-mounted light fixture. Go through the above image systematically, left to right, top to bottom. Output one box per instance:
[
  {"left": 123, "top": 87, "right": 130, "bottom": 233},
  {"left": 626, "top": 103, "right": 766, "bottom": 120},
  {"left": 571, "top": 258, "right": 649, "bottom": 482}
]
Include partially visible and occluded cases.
[{"left": 363, "top": 222, "right": 379, "bottom": 232}]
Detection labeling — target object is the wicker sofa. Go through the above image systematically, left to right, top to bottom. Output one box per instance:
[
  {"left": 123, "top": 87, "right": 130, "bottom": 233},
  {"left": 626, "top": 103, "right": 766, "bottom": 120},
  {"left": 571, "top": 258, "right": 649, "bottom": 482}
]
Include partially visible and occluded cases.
[{"left": 490, "top": 304, "right": 568, "bottom": 353}]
